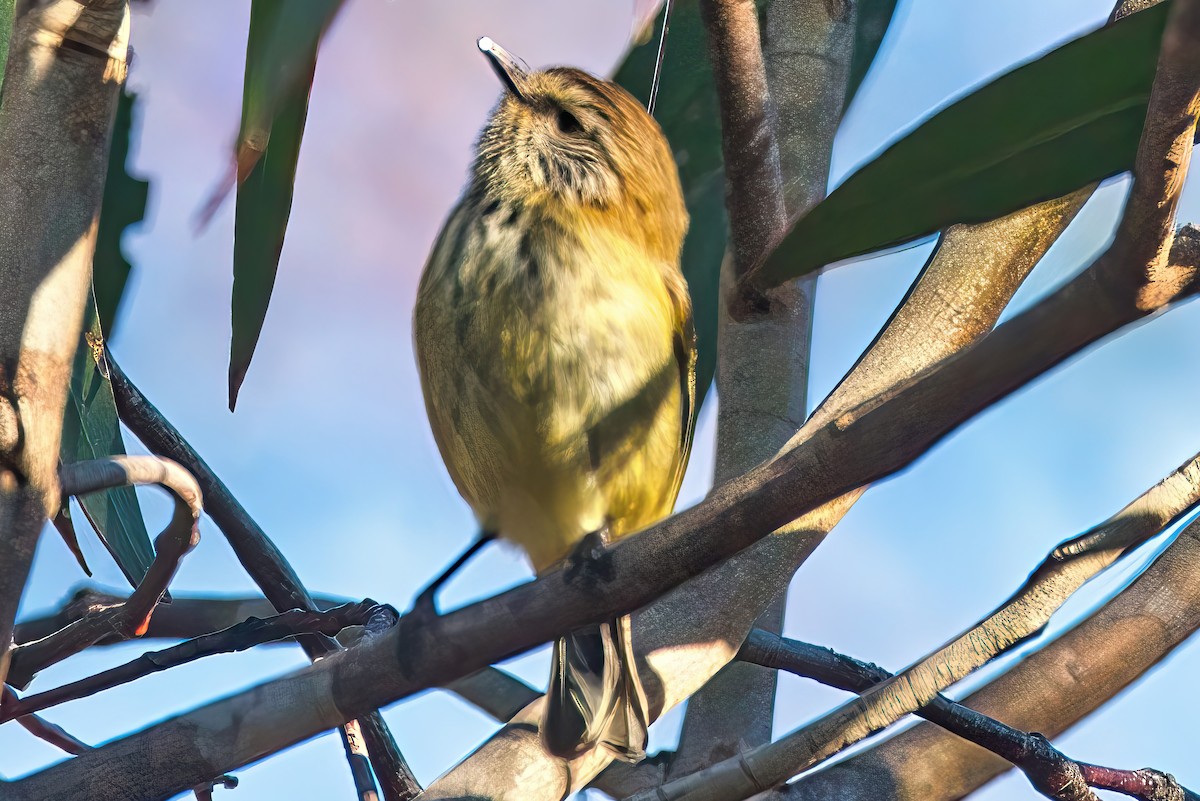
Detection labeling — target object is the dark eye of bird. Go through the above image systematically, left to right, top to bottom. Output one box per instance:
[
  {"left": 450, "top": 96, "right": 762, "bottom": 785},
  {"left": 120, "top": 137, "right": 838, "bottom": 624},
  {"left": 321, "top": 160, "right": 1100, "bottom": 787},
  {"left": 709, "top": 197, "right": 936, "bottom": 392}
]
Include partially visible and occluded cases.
[{"left": 555, "top": 109, "right": 583, "bottom": 135}]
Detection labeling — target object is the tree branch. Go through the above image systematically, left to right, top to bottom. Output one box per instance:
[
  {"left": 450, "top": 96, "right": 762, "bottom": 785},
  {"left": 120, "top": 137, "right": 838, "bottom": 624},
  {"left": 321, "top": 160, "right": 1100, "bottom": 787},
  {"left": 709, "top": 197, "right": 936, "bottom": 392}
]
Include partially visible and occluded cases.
[
  {"left": 0, "top": 0, "right": 129, "bottom": 687},
  {"left": 700, "top": 0, "right": 785, "bottom": 281},
  {"left": 107, "top": 355, "right": 420, "bottom": 801},
  {"left": 7, "top": 456, "right": 203, "bottom": 688},
  {"left": 781, "top": 511, "right": 1200, "bottom": 800},
  {"left": 14, "top": 588, "right": 346, "bottom": 646},
  {"left": 3, "top": 601, "right": 385, "bottom": 722},
  {"left": 737, "top": 631, "right": 1197, "bottom": 801},
  {"left": 2, "top": 686, "right": 91, "bottom": 756}
]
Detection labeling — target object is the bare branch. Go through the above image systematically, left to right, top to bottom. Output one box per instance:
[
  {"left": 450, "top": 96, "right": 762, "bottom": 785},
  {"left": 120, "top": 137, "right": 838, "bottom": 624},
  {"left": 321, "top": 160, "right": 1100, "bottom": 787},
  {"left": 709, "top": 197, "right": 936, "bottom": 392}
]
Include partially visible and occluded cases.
[
  {"left": 0, "top": 0, "right": 130, "bottom": 687},
  {"left": 700, "top": 0, "right": 785, "bottom": 279},
  {"left": 107, "top": 355, "right": 420, "bottom": 801},
  {"left": 9, "top": 458, "right": 203, "bottom": 688},
  {"left": 782, "top": 512, "right": 1200, "bottom": 800},
  {"left": 14, "top": 588, "right": 346, "bottom": 646},
  {"left": 4, "top": 602, "right": 383, "bottom": 722},
  {"left": 737, "top": 631, "right": 1196, "bottom": 801},
  {"left": 2, "top": 686, "right": 91, "bottom": 756}
]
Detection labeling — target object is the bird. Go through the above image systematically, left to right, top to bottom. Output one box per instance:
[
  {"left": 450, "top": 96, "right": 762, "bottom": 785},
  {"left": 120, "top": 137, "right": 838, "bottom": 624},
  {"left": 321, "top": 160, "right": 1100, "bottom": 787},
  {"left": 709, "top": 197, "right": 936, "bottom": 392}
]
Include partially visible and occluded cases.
[{"left": 412, "top": 37, "right": 695, "bottom": 763}]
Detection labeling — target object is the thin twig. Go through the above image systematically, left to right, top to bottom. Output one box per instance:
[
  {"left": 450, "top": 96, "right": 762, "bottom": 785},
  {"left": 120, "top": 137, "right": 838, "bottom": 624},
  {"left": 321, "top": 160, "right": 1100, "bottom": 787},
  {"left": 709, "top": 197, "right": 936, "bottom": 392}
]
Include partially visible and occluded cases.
[
  {"left": 107, "top": 355, "right": 420, "bottom": 801},
  {"left": 8, "top": 457, "right": 203, "bottom": 688},
  {"left": 15, "top": 588, "right": 348, "bottom": 646},
  {"left": 3, "top": 602, "right": 385, "bottom": 722},
  {"left": 737, "top": 630, "right": 1197, "bottom": 801},
  {"left": 2, "top": 686, "right": 91, "bottom": 756}
]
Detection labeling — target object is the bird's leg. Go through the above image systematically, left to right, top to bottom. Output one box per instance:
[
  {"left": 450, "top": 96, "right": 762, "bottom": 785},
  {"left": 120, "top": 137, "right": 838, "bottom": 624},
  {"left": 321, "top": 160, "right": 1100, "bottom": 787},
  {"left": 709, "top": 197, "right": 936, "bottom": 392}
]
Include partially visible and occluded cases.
[
  {"left": 564, "top": 525, "right": 617, "bottom": 588},
  {"left": 410, "top": 531, "right": 497, "bottom": 616}
]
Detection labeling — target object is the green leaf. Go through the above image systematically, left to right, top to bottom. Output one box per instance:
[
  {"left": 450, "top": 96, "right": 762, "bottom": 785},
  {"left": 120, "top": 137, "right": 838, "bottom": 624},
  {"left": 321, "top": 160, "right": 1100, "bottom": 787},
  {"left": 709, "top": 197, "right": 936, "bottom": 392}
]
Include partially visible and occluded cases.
[
  {"left": 0, "top": 0, "right": 13, "bottom": 93},
  {"left": 229, "top": 0, "right": 341, "bottom": 410},
  {"left": 614, "top": 0, "right": 726, "bottom": 414},
  {"left": 846, "top": 0, "right": 899, "bottom": 104},
  {"left": 754, "top": 2, "right": 1171, "bottom": 288},
  {"left": 94, "top": 89, "right": 150, "bottom": 335},
  {"left": 61, "top": 297, "right": 156, "bottom": 587}
]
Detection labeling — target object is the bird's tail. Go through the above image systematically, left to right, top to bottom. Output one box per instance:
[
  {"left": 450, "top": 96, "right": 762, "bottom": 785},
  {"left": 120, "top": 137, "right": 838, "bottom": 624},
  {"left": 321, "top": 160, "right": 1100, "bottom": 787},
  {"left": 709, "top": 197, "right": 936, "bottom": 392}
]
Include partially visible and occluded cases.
[{"left": 542, "top": 614, "right": 648, "bottom": 763}]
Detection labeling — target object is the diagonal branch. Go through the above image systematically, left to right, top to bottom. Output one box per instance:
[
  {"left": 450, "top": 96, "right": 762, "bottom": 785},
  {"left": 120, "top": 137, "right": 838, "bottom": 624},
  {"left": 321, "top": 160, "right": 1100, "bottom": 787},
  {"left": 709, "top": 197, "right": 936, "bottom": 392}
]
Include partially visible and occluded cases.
[
  {"left": 107, "top": 355, "right": 419, "bottom": 801},
  {"left": 781, "top": 510, "right": 1200, "bottom": 800},
  {"left": 14, "top": 588, "right": 347, "bottom": 646},
  {"left": 736, "top": 631, "right": 1197, "bottom": 801},
  {"left": 2, "top": 686, "right": 91, "bottom": 756}
]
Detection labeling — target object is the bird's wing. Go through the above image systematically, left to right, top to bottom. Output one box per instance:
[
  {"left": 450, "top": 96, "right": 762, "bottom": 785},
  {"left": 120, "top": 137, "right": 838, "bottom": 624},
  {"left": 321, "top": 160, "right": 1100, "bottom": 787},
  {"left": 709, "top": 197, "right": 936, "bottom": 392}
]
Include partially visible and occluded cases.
[{"left": 666, "top": 270, "right": 697, "bottom": 506}]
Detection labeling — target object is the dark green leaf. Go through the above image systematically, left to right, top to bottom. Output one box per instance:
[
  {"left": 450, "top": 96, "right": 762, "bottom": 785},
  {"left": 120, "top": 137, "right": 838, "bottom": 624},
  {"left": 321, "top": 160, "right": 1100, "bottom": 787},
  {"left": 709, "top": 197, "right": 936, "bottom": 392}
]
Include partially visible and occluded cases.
[
  {"left": 0, "top": 0, "right": 13, "bottom": 93},
  {"left": 229, "top": 0, "right": 342, "bottom": 410},
  {"left": 614, "top": 0, "right": 726, "bottom": 415},
  {"left": 846, "top": 0, "right": 899, "bottom": 104},
  {"left": 754, "top": 2, "right": 1171, "bottom": 288},
  {"left": 94, "top": 89, "right": 150, "bottom": 334},
  {"left": 61, "top": 297, "right": 156, "bottom": 587}
]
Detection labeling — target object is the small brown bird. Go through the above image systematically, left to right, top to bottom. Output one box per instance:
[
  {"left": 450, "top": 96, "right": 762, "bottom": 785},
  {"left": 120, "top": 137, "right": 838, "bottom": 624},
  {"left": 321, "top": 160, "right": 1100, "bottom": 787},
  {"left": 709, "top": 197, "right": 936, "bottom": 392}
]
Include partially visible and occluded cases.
[{"left": 413, "top": 37, "right": 694, "bottom": 762}]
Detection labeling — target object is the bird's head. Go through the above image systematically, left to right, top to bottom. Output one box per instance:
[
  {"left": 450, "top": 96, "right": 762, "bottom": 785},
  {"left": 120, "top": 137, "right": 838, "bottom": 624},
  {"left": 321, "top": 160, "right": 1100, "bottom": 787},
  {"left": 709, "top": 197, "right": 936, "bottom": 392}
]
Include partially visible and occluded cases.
[{"left": 471, "top": 37, "right": 685, "bottom": 243}]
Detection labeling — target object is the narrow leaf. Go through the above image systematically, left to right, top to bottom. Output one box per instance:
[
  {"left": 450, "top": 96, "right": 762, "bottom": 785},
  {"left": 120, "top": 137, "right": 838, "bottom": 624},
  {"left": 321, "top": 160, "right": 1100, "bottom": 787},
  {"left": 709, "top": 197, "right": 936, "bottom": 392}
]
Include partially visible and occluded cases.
[
  {"left": 0, "top": 0, "right": 13, "bottom": 93},
  {"left": 614, "top": 0, "right": 725, "bottom": 415},
  {"left": 228, "top": 1, "right": 340, "bottom": 410},
  {"left": 753, "top": 2, "right": 1171, "bottom": 288},
  {"left": 94, "top": 89, "right": 150, "bottom": 335},
  {"left": 60, "top": 298, "right": 156, "bottom": 587}
]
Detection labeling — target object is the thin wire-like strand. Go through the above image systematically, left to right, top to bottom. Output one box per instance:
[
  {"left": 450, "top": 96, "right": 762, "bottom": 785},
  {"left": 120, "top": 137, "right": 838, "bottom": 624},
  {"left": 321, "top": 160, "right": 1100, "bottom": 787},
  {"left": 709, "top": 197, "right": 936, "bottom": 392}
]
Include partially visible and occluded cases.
[{"left": 646, "top": 0, "right": 673, "bottom": 116}]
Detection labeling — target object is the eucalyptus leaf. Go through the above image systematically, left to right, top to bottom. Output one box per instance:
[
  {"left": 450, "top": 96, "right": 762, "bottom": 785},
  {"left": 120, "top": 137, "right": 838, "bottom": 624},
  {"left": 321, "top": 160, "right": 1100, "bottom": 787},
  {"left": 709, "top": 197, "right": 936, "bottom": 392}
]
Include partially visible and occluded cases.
[
  {"left": 229, "top": 0, "right": 341, "bottom": 410},
  {"left": 753, "top": 2, "right": 1171, "bottom": 288},
  {"left": 61, "top": 298, "right": 156, "bottom": 587}
]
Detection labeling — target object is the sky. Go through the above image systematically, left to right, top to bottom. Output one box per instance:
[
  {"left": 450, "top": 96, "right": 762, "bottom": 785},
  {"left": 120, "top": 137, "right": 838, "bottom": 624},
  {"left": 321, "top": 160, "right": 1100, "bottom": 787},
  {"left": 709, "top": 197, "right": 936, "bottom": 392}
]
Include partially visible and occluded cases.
[{"left": 5, "top": 1, "right": 1200, "bottom": 799}]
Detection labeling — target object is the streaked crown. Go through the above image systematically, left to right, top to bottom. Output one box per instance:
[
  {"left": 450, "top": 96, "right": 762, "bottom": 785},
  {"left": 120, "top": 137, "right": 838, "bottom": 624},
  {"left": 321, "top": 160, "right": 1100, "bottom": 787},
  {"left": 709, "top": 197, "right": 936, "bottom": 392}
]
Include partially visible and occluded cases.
[{"left": 471, "top": 38, "right": 687, "bottom": 257}]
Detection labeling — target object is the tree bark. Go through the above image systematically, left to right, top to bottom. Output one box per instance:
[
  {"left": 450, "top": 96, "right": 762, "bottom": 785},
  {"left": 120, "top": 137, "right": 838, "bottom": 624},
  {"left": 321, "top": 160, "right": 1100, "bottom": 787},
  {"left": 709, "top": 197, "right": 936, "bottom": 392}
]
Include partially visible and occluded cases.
[{"left": 0, "top": 0, "right": 129, "bottom": 685}]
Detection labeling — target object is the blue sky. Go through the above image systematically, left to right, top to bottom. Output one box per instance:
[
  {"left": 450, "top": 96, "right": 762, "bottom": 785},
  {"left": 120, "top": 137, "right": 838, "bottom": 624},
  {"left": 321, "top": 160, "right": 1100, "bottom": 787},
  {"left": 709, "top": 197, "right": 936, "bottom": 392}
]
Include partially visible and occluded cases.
[{"left": 5, "top": 1, "right": 1200, "bottom": 798}]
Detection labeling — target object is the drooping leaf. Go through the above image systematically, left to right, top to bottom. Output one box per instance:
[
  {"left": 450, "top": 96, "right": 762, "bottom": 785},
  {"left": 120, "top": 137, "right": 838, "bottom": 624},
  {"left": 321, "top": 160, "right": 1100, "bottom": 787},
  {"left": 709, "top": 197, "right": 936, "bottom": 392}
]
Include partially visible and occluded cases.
[
  {"left": 228, "top": 0, "right": 342, "bottom": 410},
  {"left": 614, "top": 0, "right": 725, "bottom": 414},
  {"left": 846, "top": 0, "right": 900, "bottom": 104},
  {"left": 753, "top": 2, "right": 1172, "bottom": 288},
  {"left": 94, "top": 89, "right": 150, "bottom": 335},
  {"left": 61, "top": 297, "right": 156, "bottom": 587}
]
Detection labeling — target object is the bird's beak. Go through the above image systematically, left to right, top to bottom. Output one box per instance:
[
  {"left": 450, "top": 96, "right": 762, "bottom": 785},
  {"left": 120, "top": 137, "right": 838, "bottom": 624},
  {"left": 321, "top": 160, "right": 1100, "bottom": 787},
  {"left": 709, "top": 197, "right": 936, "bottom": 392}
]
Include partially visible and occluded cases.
[{"left": 478, "top": 36, "right": 530, "bottom": 103}]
